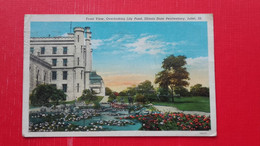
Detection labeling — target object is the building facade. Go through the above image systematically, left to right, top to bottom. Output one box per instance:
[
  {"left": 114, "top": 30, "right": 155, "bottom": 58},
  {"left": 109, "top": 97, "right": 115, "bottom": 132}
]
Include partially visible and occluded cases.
[{"left": 29, "top": 27, "right": 105, "bottom": 101}]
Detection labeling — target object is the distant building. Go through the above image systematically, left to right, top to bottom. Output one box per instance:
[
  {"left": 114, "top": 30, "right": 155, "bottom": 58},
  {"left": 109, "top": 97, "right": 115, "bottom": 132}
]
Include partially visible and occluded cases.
[{"left": 29, "top": 27, "right": 105, "bottom": 101}]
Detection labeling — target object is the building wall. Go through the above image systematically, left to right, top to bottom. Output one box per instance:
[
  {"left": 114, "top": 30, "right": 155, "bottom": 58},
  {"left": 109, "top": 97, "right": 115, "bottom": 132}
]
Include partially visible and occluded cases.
[
  {"left": 29, "top": 27, "right": 105, "bottom": 101},
  {"left": 29, "top": 55, "right": 51, "bottom": 93}
]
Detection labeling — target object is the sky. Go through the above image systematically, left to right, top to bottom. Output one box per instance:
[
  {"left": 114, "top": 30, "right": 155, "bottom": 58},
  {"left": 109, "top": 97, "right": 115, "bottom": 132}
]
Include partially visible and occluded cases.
[{"left": 31, "top": 21, "right": 209, "bottom": 92}]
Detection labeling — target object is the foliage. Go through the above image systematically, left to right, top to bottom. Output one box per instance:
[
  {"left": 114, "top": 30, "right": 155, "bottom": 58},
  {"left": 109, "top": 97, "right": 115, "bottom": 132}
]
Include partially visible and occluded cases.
[
  {"left": 155, "top": 55, "right": 190, "bottom": 103},
  {"left": 136, "top": 80, "right": 157, "bottom": 102},
  {"left": 30, "top": 84, "right": 66, "bottom": 106},
  {"left": 190, "top": 84, "right": 209, "bottom": 97},
  {"left": 126, "top": 86, "right": 137, "bottom": 96},
  {"left": 174, "top": 86, "right": 191, "bottom": 97},
  {"left": 105, "top": 87, "right": 113, "bottom": 96},
  {"left": 156, "top": 87, "right": 171, "bottom": 102},
  {"left": 78, "top": 89, "right": 97, "bottom": 102},
  {"left": 119, "top": 90, "right": 127, "bottom": 96},
  {"left": 108, "top": 92, "right": 118, "bottom": 102},
  {"left": 135, "top": 94, "right": 146, "bottom": 104},
  {"left": 93, "top": 101, "right": 101, "bottom": 109},
  {"left": 125, "top": 113, "right": 211, "bottom": 131}
]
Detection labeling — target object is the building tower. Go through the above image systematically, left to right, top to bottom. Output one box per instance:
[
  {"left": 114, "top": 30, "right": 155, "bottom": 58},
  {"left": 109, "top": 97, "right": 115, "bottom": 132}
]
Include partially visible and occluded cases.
[
  {"left": 73, "top": 27, "right": 85, "bottom": 99},
  {"left": 84, "top": 27, "right": 92, "bottom": 90}
]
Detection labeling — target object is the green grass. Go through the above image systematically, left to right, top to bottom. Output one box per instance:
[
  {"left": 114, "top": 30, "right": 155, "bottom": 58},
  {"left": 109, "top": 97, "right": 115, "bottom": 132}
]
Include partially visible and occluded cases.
[
  {"left": 152, "top": 96, "right": 210, "bottom": 112},
  {"left": 59, "top": 100, "right": 76, "bottom": 104}
]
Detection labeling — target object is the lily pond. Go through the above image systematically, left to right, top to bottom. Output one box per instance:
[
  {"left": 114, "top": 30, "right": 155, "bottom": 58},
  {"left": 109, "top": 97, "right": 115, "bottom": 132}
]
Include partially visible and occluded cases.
[
  {"left": 29, "top": 102, "right": 211, "bottom": 132},
  {"left": 29, "top": 103, "right": 150, "bottom": 132}
]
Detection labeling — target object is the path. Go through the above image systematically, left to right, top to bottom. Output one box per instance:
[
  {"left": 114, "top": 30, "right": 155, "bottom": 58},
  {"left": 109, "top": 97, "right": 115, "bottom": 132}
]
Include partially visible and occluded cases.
[
  {"left": 99, "top": 96, "right": 109, "bottom": 103},
  {"left": 154, "top": 105, "right": 210, "bottom": 116}
]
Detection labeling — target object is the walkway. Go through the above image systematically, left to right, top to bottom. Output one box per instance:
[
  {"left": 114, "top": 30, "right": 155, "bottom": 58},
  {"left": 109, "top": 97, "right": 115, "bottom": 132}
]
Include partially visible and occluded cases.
[
  {"left": 99, "top": 96, "right": 109, "bottom": 103},
  {"left": 154, "top": 105, "right": 210, "bottom": 117}
]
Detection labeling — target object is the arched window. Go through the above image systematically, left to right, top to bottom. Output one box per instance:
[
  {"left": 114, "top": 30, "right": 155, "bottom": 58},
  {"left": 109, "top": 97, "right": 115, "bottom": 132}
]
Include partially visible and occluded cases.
[
  {"left": 36, "top": 70, "right": 39, "bottom": 85},
  {"left": 81, "top": 70, "right": 83, "bottom": 79},
  {"left": 43, "top": 72, "right": 46, "bottom": 84}
]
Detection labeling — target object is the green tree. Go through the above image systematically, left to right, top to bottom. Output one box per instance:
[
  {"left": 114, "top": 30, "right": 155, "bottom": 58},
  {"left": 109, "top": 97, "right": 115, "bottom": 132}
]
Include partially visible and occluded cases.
[
  {"left": 155, "top": 55, "right": 190, "bottom": 103},
  {"left": 136, "top": 80, "right": 156, "bottom": 102},
  {"left": 30, "top": 84, "right": 66, "bottom": 106},
  {"left": 190, "top": 84, "right": 209, "bottom": 97},
  {"left": 126, "top": 85, "right": 137, "bottom": 96},
  {"left": 174, "top": 86, "right": 191, "bottom": 97},
  {"left": 105, "top": 87, "right": 113, "bottom": 96},
  {"left": 156, "top": 87, "right": 170, "bottom": 102},
  {"left": 50, "top": 88, "right": 66, "bottom": 106},
  {"left": 78, "top": 89, "right": 97, "bottom": 102},
  {"left": 119, "top": 90, "right": 127, "bottom": 96}
]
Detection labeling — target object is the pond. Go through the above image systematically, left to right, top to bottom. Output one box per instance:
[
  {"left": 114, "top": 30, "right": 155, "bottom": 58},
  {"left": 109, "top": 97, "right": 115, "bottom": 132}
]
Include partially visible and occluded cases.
[{"left": 29, "top": 103, "right": 146, "bottom": 132}]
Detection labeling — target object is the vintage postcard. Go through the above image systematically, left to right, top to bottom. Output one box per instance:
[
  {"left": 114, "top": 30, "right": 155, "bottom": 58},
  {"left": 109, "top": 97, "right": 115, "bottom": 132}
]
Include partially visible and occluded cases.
[{"left": 23, "top": 14, "right": 216, "bottom": 137}]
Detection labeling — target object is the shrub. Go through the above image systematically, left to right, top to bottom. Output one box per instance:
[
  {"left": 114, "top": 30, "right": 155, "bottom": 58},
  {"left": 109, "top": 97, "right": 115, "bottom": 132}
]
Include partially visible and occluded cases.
[
  {"left": 30, "top": 84, "right": 66, "bottom": 106},
  {"left": 174, "top": 86, "right": 191, "bottom": 97},
  {"left": 78, "top": 89, "right": 97, "bottom": 102},
  {"left": 108, "top": 93, "right": 117, "bottom": 102},
  {"left": 135, "top": 94, "right": 146, "bottom": 104},
  {"left": 93, "top": 101, "right": 101, "bottom": 109}
]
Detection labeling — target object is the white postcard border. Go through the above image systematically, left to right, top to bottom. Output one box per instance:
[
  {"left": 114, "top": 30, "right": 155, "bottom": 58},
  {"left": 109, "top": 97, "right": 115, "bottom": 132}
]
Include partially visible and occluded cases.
[{"left": 23, "top": 14, "right": 216, "bottom": 137}]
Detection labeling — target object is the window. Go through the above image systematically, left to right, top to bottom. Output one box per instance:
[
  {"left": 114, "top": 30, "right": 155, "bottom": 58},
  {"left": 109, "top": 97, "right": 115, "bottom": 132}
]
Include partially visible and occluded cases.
[
  {"left": 77, "top": 35, "right": 79, "bottom": 42},
  {"left": 30, "top": 47, "right": 34, "bottom": 54},
  {"left": 41, "top": 47, "right": 45, "bottom": 54},
  {"left": 52, "top": 47, "right": 57, "bottom": 54},
  {"left": 63, "top": 47, "right": 67, "bottom": 54},
  {"left": 77, "top": 57, "right": 79, "bottom": 65},
  {"left": 52, "top": 59, "right": 57, "bottom": 66},
  {"left": 63, "top": 59, "right": 67, "bottom": 66},
  {"left": 36, "top": 70, "right": 39, "bottom": 85},
  {"left": 81, "top": 70, "right": 83, "bottom": 79},
  {"left": 52, "top": 71, "right": 57, "bottom": 80},
  {"left": 63, "top": 71, "right": 68, "bottom": 80},
  {"left": 43, "top": 73, "right": 46, "bottom": 84},
  {"left": 77, "top": 83, "right": 79, "bottom": 92},
  {"left": 62, "top": 84, "right": 67, "bottom": 92}
]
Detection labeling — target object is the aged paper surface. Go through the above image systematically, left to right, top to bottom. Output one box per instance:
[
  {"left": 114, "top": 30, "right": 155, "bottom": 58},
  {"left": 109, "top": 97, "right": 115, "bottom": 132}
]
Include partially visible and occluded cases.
[{"left": 23, "top": 14, "right": 216, "bottom": 137}]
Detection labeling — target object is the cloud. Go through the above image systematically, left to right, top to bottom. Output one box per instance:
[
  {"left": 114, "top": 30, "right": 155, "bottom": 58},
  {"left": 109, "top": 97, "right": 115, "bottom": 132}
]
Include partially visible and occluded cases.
[
  {"left": 61, "top": 33, "right": 69, "bottom": 37},
  {"left": 92, "top": 33, "right": 183, "bottom": 56},
  {"left": 125, "top": 34, "right": 180, "bottom": 55},
  {"left": 125, "top": 35, "right": 165, "bottom": 55},
  {"left": 92, "top": 39, "right": 104, "bottom": 49},
  {"left": 186, "top": 57, "right": 208, "bottom": 69}
]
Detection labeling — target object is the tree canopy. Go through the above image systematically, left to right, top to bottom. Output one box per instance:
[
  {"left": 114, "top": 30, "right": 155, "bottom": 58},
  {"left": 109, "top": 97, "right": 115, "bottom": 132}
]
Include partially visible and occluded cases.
[
  {"left": 155, "top": 55, "right": 190, "bottom": 103},
  {"left": 30, "top": 84, "right": 66, "bottom": 106},
  {"left": 190, "top": 84, "right": 209, "bottom": 97},
  {"left": 105, "top": 87, "right": 113, "bottom": 96},
  {"left": 78, "top": 89, "right": 97, "bottom": 102}
]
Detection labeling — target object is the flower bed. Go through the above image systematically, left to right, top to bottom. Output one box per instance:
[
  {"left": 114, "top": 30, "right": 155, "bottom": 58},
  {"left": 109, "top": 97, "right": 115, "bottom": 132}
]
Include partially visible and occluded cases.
[{"left": 124, "top": 113, "right": 210, "bottom": 131}]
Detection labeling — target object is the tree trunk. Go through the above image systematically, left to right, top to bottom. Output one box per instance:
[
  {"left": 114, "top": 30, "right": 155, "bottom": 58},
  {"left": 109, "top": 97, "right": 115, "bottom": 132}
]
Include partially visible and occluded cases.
[{"left": 170, "top": 87, "right": 174, "bottom": 103}]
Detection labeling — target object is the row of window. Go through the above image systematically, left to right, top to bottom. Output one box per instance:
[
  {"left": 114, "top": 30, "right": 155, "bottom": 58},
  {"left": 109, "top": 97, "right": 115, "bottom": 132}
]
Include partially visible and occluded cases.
[
  {"left": 30, "top": 47, "right": 68, "bottom": 55},
  {"left": 52, "top": 58, "right": 80, "bottom": 66},
  {"left": 52, "top": 59, "right": 67, "bottom": 66},
  {"left": 52, "top": 70, "right": 84, "bottom": 80},
  {"left": 52, "top": 71, "right": 67, "bottom": 80},
  {"left": 51, "top": 83, "right": 80, "bottom": 93},
  {"left": 51, "top": 84, "right": 68, "bottom": 92}
]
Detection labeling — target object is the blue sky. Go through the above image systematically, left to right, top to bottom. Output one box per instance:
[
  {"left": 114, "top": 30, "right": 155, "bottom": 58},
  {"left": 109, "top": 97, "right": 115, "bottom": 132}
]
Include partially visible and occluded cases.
[{"left": 31, "top": 21, "right": 209, "bottom": 91}]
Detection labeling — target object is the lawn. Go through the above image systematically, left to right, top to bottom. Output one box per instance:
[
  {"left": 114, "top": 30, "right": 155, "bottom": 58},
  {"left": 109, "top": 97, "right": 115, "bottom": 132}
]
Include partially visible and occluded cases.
[{"left": 152, "top": 96, "right": 210, "bottom": 112}]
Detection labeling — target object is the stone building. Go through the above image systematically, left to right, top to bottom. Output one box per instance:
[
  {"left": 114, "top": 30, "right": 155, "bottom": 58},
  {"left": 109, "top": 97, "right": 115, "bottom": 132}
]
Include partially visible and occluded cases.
[{"left": 29, "top": 27, "right": 105, "bottom": 101}]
